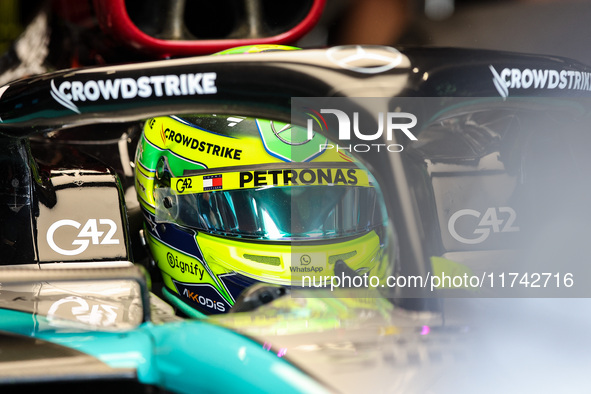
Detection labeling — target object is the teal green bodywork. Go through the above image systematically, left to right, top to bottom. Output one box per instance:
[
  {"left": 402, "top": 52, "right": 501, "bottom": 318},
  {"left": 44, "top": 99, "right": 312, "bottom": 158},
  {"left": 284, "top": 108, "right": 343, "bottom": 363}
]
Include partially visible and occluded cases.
[{"left": 0, "top": 308, "right": 328, "bottom": 393}]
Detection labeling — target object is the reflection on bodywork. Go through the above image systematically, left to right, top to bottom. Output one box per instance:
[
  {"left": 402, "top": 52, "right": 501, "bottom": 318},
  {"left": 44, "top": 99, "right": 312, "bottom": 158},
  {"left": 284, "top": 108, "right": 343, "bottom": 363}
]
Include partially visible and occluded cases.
[{"left": 0, "top": 280, "right": 143, "bottom": 330}]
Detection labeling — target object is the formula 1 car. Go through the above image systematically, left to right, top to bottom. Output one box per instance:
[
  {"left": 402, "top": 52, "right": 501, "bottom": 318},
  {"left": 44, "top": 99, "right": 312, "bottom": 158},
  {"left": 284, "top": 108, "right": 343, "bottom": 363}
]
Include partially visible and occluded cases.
[
  {"left": 0, "top": 44, "right": 591, "bottom": 393},
  {"left": 2, "top": 45, "right": 591, "bottom": 292}
]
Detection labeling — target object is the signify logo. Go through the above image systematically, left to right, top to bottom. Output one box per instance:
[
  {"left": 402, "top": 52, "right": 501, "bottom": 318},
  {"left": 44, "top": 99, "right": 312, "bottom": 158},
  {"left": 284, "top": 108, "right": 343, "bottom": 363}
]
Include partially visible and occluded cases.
[
  {"left": 489, "top": 65, "right": 591, "bottom": 98},
  {"left": 51, "top": 73, "right": 217, "bottom": 113},
  {"left": 305, "top": 108, "right": 418, "bottom": 153}
]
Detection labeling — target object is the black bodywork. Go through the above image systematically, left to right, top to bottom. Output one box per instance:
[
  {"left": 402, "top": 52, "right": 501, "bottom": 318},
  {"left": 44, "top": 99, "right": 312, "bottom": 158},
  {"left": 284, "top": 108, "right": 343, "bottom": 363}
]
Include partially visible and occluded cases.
[{"left": 0, "top": 133, "right": 133, "bottom": 265}]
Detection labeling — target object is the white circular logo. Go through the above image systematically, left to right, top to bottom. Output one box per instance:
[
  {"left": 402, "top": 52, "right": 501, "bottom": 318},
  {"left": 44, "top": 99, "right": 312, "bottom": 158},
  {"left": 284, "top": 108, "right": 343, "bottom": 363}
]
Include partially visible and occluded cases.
[
  {"left": 326, "top": 46, "right": 403, "bottom": 74},
  {"left": 270, "top": 121, "right": 313, "bottom": 146}
]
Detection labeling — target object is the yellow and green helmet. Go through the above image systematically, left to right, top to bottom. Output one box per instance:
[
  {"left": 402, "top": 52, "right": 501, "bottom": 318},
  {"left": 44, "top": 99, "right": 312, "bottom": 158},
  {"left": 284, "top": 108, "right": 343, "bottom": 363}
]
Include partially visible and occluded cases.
[
  {"left": 133, "top": 46, "right": 393, "bottom": 315},
  {"left": 134, "top": 113, "right": 394, "bottom": 314}
]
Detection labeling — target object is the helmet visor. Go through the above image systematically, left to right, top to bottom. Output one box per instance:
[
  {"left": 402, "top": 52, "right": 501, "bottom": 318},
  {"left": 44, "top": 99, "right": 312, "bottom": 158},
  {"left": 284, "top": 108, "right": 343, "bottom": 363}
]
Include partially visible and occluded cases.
[{"left": 156, "top": 185, "right": 384, "bottom": 241}]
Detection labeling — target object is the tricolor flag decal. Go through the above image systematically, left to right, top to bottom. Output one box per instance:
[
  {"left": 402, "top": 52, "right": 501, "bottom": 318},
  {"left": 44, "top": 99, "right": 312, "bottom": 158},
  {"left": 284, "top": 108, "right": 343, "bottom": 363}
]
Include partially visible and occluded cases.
[{"left": 203, "top": 174, "right": 223, "bottom": 191}]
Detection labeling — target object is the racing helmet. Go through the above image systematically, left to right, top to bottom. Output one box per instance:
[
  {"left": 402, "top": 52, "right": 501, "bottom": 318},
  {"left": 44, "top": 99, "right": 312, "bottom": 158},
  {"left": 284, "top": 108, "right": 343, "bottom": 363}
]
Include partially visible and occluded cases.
[{"left": 134, "top": 113, "right": 393, "bottom": 314}]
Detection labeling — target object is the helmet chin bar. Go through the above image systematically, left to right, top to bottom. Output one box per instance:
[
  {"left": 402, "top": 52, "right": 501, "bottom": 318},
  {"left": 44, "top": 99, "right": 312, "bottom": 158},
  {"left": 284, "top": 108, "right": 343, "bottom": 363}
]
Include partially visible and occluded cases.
[{"left": 230, "top": 283, "right": 289, "bottom": 313}]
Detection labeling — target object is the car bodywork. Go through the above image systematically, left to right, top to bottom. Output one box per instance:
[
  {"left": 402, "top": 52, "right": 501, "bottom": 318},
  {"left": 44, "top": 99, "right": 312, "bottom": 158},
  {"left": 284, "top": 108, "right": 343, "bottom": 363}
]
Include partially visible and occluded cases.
[{"left": 0, "top": 46, "right": 590, "bottom": 392}]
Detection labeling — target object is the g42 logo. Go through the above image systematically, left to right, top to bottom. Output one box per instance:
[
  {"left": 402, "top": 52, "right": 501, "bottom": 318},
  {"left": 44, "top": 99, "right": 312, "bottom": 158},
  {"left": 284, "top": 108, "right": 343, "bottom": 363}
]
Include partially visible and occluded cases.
[
  {"left": 175, "top": 177, "right": 192, "bottom": 193},
  {"left": 448, "top": 207, "right": 519, "bottom": 245},
  {"left": 47, "top": 219, "right": 120, "bottom": 256},
  {"left": 47, "top": 296, "right": 119, "bottom": 327}
]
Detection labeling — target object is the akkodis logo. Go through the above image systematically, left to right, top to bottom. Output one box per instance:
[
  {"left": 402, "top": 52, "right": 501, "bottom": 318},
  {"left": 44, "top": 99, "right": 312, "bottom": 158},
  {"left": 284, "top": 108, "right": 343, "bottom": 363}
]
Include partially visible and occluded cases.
[{"left": 305, "top": 108, "right": 418, "bottom": 153}]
